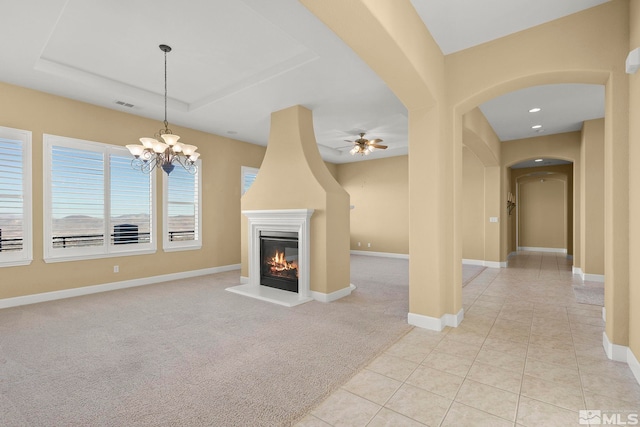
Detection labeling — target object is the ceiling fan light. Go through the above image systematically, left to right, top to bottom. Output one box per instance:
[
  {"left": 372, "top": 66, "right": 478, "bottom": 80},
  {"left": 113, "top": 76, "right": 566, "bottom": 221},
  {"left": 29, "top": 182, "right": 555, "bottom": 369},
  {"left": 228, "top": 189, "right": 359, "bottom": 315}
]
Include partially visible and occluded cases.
[{"left": 349, "top": 146, "right": 358, "bottom": 155}]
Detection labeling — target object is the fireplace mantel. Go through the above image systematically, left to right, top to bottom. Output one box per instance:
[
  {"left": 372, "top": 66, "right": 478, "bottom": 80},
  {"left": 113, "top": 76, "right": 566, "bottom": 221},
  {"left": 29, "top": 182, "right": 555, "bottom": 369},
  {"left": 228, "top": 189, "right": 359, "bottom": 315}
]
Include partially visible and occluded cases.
[{"left": 227, "top": 209, "right": 314, "bottom": 307}]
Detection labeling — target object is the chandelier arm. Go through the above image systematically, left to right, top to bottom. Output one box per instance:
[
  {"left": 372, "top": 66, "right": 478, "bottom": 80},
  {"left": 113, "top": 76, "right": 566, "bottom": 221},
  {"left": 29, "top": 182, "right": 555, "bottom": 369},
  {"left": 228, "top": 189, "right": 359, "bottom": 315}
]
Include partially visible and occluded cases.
[{"left": 172, "top": 154, "right": 198, "bottom": 175}]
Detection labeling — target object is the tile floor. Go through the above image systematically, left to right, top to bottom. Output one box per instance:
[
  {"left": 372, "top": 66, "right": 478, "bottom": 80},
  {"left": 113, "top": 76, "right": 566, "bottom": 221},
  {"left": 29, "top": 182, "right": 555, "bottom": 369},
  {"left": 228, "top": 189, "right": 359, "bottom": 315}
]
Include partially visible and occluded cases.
[{"left": 295, "top": 252, "right": 640, "bottom": 426}]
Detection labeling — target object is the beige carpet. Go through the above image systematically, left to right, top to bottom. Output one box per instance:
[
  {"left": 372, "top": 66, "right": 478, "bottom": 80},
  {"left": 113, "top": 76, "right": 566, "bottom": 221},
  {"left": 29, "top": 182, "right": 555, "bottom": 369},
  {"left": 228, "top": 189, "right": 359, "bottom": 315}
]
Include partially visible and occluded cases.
[{"left": 0, "top": 255, "right": 413, "bottom": 426}]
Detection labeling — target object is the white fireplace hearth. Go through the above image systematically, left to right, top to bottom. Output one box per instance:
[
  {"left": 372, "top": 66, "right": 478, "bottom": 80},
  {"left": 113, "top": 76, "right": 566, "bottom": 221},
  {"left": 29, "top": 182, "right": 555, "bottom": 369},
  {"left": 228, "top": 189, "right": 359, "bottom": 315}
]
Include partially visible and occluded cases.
[{"left": 226, "top": 209, "right": 314, "bottom": 307}]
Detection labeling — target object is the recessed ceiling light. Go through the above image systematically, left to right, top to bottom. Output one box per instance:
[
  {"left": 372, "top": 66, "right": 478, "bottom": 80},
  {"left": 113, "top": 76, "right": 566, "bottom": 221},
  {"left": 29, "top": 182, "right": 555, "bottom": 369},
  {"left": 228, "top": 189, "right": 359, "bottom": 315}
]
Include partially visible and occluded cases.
[
  {"left": 529, "top": 107, "right": 541, "bottom": 113},
  {"left": 532, "top": 125, "right": 542, "bottom": 129},
  {"left": 535, "top": 159, "right": 543, "bottom": 162}
]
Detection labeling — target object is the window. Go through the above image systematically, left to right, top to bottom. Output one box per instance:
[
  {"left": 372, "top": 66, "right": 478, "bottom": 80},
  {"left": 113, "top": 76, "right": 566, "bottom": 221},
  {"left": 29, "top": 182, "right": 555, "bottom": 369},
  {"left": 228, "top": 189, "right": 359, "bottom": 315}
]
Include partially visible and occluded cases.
[
  {"left": 0, "top": 126, "right": 32, "bottom": 267},
  {"left": 43, "top": 135, "right": 156, "bottom": 262},
  {"left": 163, "top": 162, "right": 201, "bottom": 251},
  {"left": 241, "top": 166, "right": 259, "bottom": 195}
]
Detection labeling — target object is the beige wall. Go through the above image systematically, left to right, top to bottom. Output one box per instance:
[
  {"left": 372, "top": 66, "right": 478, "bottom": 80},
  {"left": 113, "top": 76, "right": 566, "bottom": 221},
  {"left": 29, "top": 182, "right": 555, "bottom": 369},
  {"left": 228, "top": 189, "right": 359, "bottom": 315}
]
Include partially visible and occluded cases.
[
  {"left": 629, "top": 0, "right": 640, "bottom": 361},
  {"left": 0, "top": 81, "right": 265, "bottom": 300},
  {"left": 580, "top": 119, "right": 605, "bottom": 275},
  {"left": 503, "top": 133, "right": 579, "bottom": 256},
  {"left": 462, "top": 147, "right": 485, "bottom": 260},
  {"left": 336, "top": 156, "right": 409, "bottom": 255},
  {"left": 509, "top": 164, "right": 574, "bottom": 255},
  {"left": 518, "top": 176, "right": 567, "bottom": 250}
]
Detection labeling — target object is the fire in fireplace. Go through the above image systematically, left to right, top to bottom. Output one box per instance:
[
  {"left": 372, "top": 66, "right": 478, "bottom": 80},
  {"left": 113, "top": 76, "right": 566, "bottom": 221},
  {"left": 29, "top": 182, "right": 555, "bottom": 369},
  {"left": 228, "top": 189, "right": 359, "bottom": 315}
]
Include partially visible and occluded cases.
[{"left": 260, "top": 231, "right": 299, "bottom": 293}]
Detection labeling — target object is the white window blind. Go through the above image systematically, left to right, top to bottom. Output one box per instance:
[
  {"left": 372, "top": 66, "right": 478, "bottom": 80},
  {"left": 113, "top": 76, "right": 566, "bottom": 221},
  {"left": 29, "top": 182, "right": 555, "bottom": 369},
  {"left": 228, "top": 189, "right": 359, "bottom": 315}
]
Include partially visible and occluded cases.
[
  {"left": 0, "top": 126, "right": 32, "bottom": 267},
  {"left": 44, "top": 135, "right": 156, "bottom": 262},
  {"left": 50, "top": 145, "right": 105, "bottom": 249},
  {"left": 110, "top": 153, "right": 153, "bottom": 247},
  {"left": 163, "top": 162, "right": 201, "bottom": 251},
  {"left": 241, "top": 166, "right": 259, "bottom": 195}
]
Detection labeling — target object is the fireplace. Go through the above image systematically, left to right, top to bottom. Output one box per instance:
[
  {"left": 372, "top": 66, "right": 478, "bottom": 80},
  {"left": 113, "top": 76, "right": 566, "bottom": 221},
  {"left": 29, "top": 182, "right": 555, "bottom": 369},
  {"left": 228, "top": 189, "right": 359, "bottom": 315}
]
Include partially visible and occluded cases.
[
  {"left": 226, "top": 209, "right": 314, "bottom": 307},
  {"left": 260, "top": 231, "right": 299, "bottom": 293}
]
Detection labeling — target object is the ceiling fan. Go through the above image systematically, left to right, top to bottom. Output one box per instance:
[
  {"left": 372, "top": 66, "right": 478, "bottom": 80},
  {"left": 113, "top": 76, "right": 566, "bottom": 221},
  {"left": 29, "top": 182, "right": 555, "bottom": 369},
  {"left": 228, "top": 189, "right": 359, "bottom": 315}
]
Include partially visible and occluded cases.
[{"left": 343, "top": 132, "right": 388, "bottom": 155}]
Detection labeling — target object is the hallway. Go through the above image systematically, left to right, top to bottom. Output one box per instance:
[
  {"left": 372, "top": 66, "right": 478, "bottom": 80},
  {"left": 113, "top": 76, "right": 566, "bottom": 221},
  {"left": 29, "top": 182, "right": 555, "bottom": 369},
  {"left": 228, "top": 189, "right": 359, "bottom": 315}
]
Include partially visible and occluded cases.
[{"left": 297, "top": 252, "right": 640, "bottom": 426}]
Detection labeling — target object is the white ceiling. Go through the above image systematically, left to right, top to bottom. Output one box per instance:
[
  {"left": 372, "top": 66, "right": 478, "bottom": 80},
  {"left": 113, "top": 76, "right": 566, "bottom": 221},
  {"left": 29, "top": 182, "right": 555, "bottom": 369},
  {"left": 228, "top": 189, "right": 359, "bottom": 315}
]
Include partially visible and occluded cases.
[{"left": 0, "top": 0, "right": 609, "bottom": 164}]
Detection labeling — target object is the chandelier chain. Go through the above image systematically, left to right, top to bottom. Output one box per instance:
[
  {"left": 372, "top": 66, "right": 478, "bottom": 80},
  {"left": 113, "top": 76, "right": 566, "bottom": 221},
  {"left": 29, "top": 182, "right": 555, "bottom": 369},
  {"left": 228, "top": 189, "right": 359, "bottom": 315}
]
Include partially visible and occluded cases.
[{"left": 163, "top": 48, "right": 169, "bottom": 132}]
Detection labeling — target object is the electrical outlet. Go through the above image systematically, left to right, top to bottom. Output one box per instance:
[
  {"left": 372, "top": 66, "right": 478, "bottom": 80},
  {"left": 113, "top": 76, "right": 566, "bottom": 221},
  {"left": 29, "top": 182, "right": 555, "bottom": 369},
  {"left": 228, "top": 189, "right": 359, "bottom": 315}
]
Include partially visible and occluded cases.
[
  {"left": 357, "top": 242, "right": 361, "bottom": 247},
  {"left": 367, "top": 243, "right": 371, "bottom": 248},
  {"left": 113, "top": 265, "right": 119, "bottom": 273}
]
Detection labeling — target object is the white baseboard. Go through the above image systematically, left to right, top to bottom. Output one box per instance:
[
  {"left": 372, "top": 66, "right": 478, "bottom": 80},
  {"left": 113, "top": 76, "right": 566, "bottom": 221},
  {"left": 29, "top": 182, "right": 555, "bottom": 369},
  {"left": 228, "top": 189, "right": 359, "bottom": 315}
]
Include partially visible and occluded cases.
[
  {"left": 518, "top": 246, "right": 567, "bottom": 254},
  {"left": 350, "top": 250, "right": 409, "bottom": 259},
  {"left": 462, "top": 259, "right": 506, "bottom": 268},
  {"left": 487, "top": 261, "right": 508, "bottom": 268},
  {"left": 0, "top": 264, "right": 241, "bottom": 309},
  {"left": 572, "top": 267, "right": 605, "bottom": 282},
  {"left": 583, "top": 273, "right": 605, "bottom": 283},
  {"left": 240, "top": 276, "right": 249, "bottom": 284},
  {"left": 311, "top": 283, "right": 356, "bottom": 302},
  {"left": 408, "top": 308, "right": 464, "bottom": 331},
  {"left": 603, "top": 331, "right": 628, "bottom": 363},
  {"left": 602, "top": 332, "right": 640, "bottom": 386},
  {"left": 628, "top": 347, "right": 640, "bottom": 386}
]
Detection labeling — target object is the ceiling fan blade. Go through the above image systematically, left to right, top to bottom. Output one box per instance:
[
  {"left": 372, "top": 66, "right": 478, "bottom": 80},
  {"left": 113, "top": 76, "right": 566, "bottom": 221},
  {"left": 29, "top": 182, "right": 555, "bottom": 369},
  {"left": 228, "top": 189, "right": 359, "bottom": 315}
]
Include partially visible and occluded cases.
[
  {"left": 368, "top": 138, "right": 383, "bottom": 144},
  {"left": 344, "top": 139, "right": 354, "bottom": 143},
  {"left": 370, "top": 144, "right": 387, "bottom": 149}
]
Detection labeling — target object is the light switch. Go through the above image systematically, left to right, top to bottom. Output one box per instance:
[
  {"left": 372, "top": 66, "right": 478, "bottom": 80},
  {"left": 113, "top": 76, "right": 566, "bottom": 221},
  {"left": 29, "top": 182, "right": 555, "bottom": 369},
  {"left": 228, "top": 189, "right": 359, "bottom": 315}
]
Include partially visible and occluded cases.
[{"left": 489, "top": 217, "right": 499, "bottom": 223}]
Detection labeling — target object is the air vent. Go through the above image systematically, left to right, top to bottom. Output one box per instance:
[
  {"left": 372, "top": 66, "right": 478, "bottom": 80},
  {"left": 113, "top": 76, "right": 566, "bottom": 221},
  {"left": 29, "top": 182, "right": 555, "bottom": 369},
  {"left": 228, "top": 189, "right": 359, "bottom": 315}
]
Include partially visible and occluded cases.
[{"left": 115, "top": 100, "right": 135, "bottom": 108}]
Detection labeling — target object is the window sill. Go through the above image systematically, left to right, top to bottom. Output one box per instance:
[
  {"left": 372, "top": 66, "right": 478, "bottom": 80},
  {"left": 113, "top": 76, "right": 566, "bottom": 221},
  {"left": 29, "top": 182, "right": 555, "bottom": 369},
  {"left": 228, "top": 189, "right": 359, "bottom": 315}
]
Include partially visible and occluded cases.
[{"left": 44, "top": 249, "right": 157, "bottom": 263}]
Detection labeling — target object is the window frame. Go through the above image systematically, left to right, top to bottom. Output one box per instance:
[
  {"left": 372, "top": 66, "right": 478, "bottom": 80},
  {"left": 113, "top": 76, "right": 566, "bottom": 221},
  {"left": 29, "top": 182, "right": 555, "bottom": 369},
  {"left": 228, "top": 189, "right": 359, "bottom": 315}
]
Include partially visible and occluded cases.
[
  {"left": 0, "top": 126, "right": 32, "bottom": 267},
  {"left": 43, "top": 134, "right": 157, "bottom": 263},
  {"left": 162, "top": 160, "right": 202, "bottom": 252}
]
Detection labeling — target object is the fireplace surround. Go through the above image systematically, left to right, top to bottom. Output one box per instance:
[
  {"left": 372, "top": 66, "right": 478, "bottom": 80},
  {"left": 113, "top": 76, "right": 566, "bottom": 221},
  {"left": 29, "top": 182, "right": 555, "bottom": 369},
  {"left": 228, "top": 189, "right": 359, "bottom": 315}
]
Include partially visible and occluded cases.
[{"left": 227, "top": 209, "right": 314, "bottom": 306}]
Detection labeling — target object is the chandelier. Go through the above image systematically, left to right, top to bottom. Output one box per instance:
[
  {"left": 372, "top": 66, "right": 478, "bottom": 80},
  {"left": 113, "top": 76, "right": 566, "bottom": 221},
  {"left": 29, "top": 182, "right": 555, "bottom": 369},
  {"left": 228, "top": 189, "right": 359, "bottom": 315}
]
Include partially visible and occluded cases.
[{"left": 126, "top": 44, "right": 199, "bottom": 175}]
